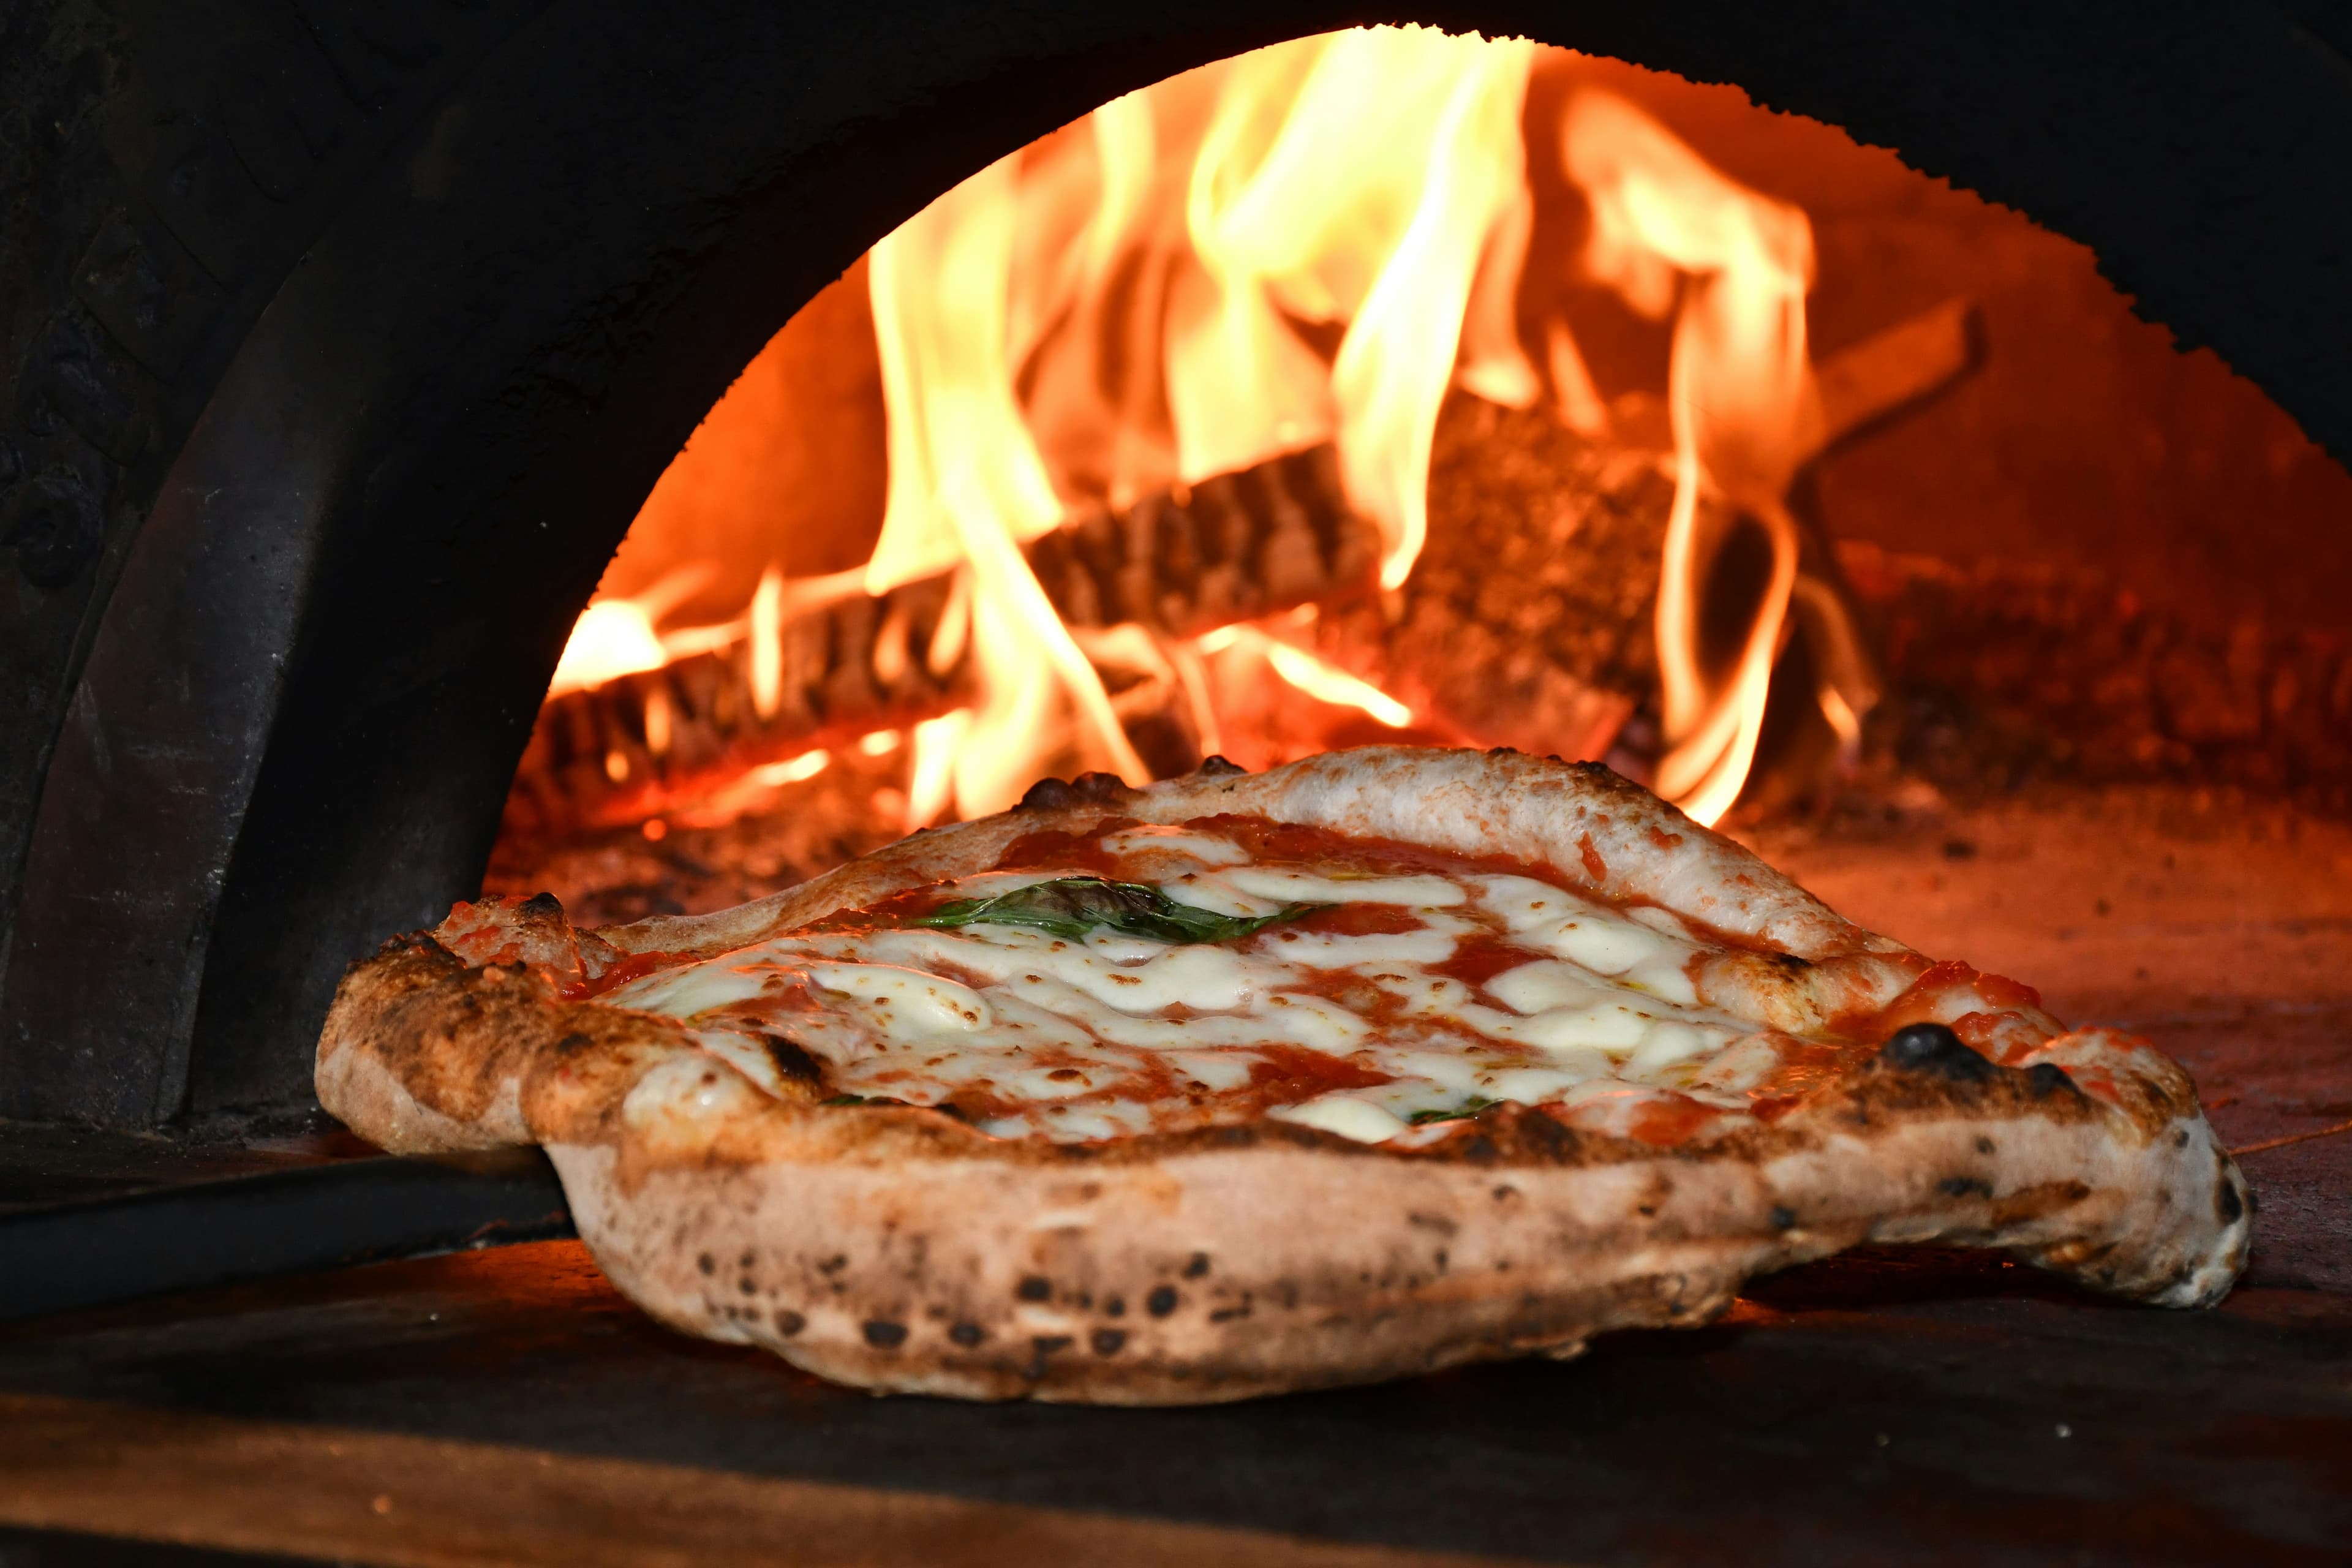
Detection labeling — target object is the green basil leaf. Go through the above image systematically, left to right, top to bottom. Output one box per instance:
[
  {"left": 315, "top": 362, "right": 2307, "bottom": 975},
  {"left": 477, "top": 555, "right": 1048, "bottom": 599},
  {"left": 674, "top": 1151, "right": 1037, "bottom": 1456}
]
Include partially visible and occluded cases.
[
  {"left": 910, "top": 876, "right": 1323, "bottom": 945},
  {"left": 1408, "top": 1097, "right": 1498, "bottom": 1125}
]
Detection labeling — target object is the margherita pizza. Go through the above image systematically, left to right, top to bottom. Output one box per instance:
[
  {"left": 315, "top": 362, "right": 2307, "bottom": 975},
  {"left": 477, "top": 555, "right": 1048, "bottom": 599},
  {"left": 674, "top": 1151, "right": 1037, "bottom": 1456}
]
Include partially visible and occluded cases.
[{"left": 317, "top": 748, "right": 2250, "bottom": 1402}]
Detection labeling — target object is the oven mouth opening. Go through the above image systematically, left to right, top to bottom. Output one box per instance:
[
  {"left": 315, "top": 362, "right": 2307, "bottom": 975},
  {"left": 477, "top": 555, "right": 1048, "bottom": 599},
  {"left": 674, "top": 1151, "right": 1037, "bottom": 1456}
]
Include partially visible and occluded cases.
[{"left": 483, "top": 26, "right": 2352, "bottom": 929}]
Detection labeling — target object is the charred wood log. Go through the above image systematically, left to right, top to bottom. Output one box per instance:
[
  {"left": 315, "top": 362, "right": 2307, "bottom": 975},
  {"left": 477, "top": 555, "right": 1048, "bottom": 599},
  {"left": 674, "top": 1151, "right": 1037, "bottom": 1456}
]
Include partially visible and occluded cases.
[
  {"left": 1310, "top": 300, "right": 1983, "bottom": 772},
  {"left": 1031, "top": 445, "right": 1377, "bottom": 638},
  {"left": 502, "top": 447, "right": 1383, "bottom": 837},
  {"left": 500, "top": 573, "right": 971, "bottom": 838}
]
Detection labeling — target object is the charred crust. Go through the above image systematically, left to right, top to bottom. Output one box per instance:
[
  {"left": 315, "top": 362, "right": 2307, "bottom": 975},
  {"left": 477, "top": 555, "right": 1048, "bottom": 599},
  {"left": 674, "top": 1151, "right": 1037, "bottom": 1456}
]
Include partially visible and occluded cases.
[
  {"left": 1193, "top": 755, "right": 1248, "bottom": 777},
  {"left": 1071, "top": 771, "right": 1129, "bottom": 802},
  {"left": 1018, "top": 777, "right": 1083, "bottom": 810},
  {"left": 517, "top": 891, "right": 565, "bottom": 920},
  {"left": 374, "top": 929, "right": 456, "bottom": 960},
  {"left": 1880, "top": 1023, "right": 1997, "bottom": 1083},
  {"left": 2025, "top": 1062, "right": 2083, "bottom": 1100},
  {"left": 1939, "top": 1176, "right": 1996, "bottom": 1199},
  {"left": 2218, "top": 1176, "right": 2245, "bottom": 1225},
  {"left": 1768, "top": 1205, "right": 1796, "bottom": 1230},
  {"left": 1183, "top": 1252, "right": 1212, "bottom": 1278},
  {"left": 696, "top": 1253, "right": 715, "bottom": 1276},
  {"left": 1016, "top": 1275, "right": 1052, "bottom": 1302},
  {"left": 1145, "top": 1285, "right": 1180, "bottom": 1317},
  {"left": 1104, "top": 1295, "right": 1126, "bottom": 1317},
  {"left": 774, "top": 1310, "right": 805, "bottom": 1336},
  {"left": 861, "top": 1320, "right": 908, "bottom": 1350},
  {"left": 949, "top": 1322, "right": 986, "bottom": 1348},
  {"left": 1090, "top": 1329, "right": 1127, "bottom": 1356},
  {"left": 1025, "top": 1336, "right": 1074, "bottom": 1379}
]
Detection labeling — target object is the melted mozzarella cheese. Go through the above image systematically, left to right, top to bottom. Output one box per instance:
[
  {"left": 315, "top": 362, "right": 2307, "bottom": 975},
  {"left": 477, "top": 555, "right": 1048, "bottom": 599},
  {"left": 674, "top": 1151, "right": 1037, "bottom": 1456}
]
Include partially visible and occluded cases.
[{"left": 603, "top": 829, "right": 1803, "bottom": 1145}]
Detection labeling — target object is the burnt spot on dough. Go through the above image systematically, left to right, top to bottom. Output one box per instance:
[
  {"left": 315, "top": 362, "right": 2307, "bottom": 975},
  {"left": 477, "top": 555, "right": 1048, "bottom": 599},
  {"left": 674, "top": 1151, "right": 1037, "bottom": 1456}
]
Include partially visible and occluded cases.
[
  {"left": 1194, "top": 755, "right": 1247, "bottom": 777},
  {"left": 1071, "top": 771, "right": 1128, "bottom": 802},
  {"left": 517, "top": 891, "right": 564, "bottom": 920},
  {"left": 1880, "top": 1023, "right": 1996, "bottom": 1084},
  {"left": 554, "top": 1031, "right": 591, "bottom": 1056},
  {"left": 760, "top": 1033, "right": 824, "bottom": 1085},
  {"left": 2026, "top": 1063, "right": 2083, "bottom": 1100},
  {"left": 1977, "top": 1136, "right": 1997, "bottom": 1155},
  {"left": 1939, "top": 1176, "right": 1996, "bottom": 1199},
  {"left": 2217, "top": 1176, "right": 2246, "bottom": 1226},
  {"left": 1492, "top": 1185, "right": 1519, "bottom": 1202},
  {"left": 1769, "top": 1205, "right": 1796, "bottom": 1231},
  {"left": 696, "top": 1253, "right": 716, "bottom": 1276},
  {"left": 1184, "top": 1253, "right": 1212, "bottom": 1279},
  {"left": 817, "top": 1254, "right": 848, "bottom": 1276},
  {"left": 1017, "top": 1275, "right": 1052, "bottom": 1302},
  {"left": 738, "top": 1276, "right": 758, "bottom": 1296},
  {"left": 1146, "top": 1286, "right": 1180, "bottom": 1317},
  {"left": 1208, "top": 1294, "right": 1254, "bottom": 1323},
  {"left": 1104, "top": 1296, "right": 1126, "bottom": 1317},
  {"left": 774, "top": 1310, "right": 805, "bottom": 1336},
  {"left": 862, "top": 1320, "right": 908, "bottom": 1350},
  {"left": 949, "top": 1322, "right": 987, "bottom": 1348},
  {"left": 1091, "top": 1329, "right": 1127, "bottom": 1356},
  {"left": 1025, "top": 1336, "right": 1074, "bottom": 1379}
]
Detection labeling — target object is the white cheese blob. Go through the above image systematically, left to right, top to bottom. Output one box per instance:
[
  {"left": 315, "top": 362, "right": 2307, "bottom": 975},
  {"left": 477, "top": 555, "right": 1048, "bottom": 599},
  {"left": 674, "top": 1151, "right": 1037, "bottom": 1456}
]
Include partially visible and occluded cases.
[{"left": 1270, "top": 1093, "right": 1409, "bottom": 1143}]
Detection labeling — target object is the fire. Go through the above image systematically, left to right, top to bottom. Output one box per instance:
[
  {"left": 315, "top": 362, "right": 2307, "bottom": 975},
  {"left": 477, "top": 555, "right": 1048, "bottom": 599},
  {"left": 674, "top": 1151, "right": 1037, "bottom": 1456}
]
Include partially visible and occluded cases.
[{"left": 545, "top": 28, "right": 1866, "bottom": 837}]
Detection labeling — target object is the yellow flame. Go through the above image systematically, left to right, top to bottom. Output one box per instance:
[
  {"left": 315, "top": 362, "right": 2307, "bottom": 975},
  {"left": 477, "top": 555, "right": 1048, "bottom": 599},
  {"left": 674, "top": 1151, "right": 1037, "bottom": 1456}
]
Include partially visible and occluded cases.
[
  {"left": 1562, "top": 90, "right": 1819, "bottom": 824},
  {"left": 867, "top": 153, "right": 1149, "bottom": 815},
  {"left": 747, "top": 565, "right": 783, "bottom": 719},
  {"left": 549, "top": 601, "right": 668, "bottom": 696},
  {"left": 1213, "top": 625, "right": 1414, "bottom": 728},
  {"left": 750, "top": 748, "right": 829, "bottom": 787}
]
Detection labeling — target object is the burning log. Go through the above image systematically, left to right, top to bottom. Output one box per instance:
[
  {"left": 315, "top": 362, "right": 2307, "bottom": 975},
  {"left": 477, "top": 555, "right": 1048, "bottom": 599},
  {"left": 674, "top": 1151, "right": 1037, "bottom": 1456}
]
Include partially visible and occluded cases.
[
  {"left": 1298, "top": 298, "right": 1985, "bottom": 773},
  {"left": 1030, "top": 445, "right": 1376, "bottom": 638},
  {"left": 501, "top": 447, "right": 1383, "bottom": 838},
  {"left": 500, "top": 573, "right": 970, "bottom": 838}
]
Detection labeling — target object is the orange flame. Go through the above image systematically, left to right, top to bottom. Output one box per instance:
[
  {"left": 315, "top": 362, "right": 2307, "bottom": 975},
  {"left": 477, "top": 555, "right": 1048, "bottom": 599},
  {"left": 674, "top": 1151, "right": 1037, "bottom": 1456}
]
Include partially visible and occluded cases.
[{"left": 1561, "top": 91, "right": 1821, "bottom": 823}]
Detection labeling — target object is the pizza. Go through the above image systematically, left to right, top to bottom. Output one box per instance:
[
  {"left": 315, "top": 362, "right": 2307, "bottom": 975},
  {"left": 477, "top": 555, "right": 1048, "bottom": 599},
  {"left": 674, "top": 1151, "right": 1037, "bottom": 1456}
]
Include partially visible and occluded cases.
[{"left": 317, "top": 747, "right": 2250, "bottom": 1402}]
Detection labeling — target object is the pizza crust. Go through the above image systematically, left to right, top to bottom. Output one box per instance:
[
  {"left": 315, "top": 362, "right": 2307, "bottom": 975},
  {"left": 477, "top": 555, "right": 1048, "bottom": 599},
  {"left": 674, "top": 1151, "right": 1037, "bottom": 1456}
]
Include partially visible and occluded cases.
[{"left": 316, "top": 748, "right": 2252, "bottom": 1402}]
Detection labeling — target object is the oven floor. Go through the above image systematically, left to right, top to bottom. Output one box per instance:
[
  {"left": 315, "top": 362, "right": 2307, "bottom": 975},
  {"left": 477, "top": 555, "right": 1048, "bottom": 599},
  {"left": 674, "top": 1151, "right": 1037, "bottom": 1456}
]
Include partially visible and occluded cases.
[{"left": 1, "top": 785, "right": 2346, "bottom": 1567}]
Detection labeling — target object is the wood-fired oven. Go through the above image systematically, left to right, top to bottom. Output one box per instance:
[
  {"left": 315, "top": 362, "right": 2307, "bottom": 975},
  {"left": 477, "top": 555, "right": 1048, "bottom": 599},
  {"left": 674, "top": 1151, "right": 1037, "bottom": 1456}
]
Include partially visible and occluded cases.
[{"left": 0, "top": 4, "right": 2346, "bottom": 1562}]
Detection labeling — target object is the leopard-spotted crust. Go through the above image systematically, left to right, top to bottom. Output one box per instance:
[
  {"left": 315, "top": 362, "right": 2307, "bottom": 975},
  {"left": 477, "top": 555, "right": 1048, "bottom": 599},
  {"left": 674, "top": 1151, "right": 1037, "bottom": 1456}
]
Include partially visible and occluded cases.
[{"left": 315, "top": 748, "right": 2252, "bottom": 1403}]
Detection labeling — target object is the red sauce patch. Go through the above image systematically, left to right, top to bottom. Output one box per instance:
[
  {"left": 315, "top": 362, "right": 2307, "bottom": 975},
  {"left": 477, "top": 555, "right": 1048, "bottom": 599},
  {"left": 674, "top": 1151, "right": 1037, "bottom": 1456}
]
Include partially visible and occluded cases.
[
  {"left": 994, "top": 820, "right": 1143, "bottom": 876},
  {"left": 1578, "top": 833, "right": 1608, "bottom": 883},
  {"left": 1289, "top": 903, "right": 1425, "bottom": 937},
  {"left": 1433, "top": 932, "right": 1544, "bottom": 993},
  {"left": 561, "top": 949, "right": 692, "bottom": 1000},
  {"left": 1245, "top": 1045, "right": 1395, "bottom": 1101},
  {"left": 1627, "top": 1096, "right": 1722, "bottom": 1147}
]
